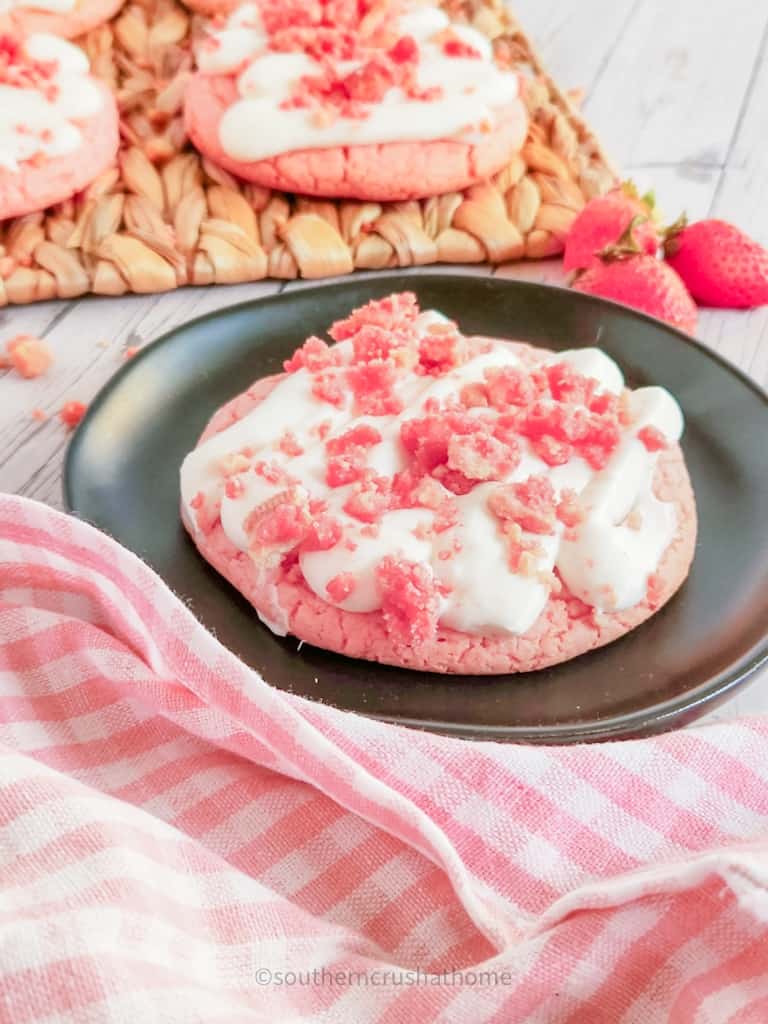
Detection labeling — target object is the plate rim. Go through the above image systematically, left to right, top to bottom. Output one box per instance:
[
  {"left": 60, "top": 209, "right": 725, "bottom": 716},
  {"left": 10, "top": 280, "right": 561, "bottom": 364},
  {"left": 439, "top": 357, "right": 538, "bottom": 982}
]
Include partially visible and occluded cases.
[{"left": 63, "top": 272, "right": 768, "bottom": 742}]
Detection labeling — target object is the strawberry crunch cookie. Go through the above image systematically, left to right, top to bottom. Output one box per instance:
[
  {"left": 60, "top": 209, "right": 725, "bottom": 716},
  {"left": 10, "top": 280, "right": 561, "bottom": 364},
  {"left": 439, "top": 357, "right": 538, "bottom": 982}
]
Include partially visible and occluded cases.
[
  {"left": 0, "top": 0, "right": 125, "bottom": 40},
  {"left": 184, "top": 0, "right": 528, "bottom": 201},
  {"left": 0, "top": 33, "right": 119, "bottom": 219},
  {"left": 181, "top": 293, "right": 697, "bottom": 675}
]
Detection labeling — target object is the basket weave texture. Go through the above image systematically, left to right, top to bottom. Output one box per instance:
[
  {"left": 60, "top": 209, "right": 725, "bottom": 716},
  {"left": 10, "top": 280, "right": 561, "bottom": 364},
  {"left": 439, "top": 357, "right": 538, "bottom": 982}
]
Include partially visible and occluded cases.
[{"left": 0, "top": 0, "right": 617, "bottom": 306}]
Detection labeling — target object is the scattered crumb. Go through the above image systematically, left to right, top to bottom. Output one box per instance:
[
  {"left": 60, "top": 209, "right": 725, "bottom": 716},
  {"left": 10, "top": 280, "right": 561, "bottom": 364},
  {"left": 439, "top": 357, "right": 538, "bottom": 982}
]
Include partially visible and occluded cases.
[
  {"left": 4, "top": 334, "right": 53, "bottom": 379},
  {"left": 97, "top": 340, "right": 109, "bottom": 350},
  {"left": 123, "top": 346, "right": 140, "bottom": 360},
  {"left": 59, "top": 400, "right": 87, "bottom": 430},
  {"left": 31, "top": 407, "right": 48, "bottom": 422}
]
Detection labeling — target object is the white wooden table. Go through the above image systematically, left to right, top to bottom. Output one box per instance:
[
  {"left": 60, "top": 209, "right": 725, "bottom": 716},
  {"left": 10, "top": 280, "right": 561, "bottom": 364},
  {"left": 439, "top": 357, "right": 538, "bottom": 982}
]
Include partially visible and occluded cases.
[{"left": 1, "top": 0, "right": 767, "bottom": 721}]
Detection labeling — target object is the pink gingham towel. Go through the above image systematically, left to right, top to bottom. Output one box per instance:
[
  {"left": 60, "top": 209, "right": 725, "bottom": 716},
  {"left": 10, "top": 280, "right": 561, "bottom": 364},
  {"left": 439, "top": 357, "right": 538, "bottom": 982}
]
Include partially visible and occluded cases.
[{"left": 1, "top": 493, "right": 768, "bottom": 1023}]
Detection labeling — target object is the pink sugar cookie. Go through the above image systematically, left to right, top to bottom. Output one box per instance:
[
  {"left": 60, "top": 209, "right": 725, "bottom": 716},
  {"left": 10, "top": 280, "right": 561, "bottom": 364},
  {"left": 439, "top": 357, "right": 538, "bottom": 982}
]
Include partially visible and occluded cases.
[
  {"left": 0, "top": 0, "right": 125, "bottom": 39},
  {"left": 179, "top": 0, "right": 235, "bottom": 15},
  {"left": 184, "top": 74, "right": 529, "bottom": 201},
  {"left": 0, "top": 79, "right": 119, "bottom": 220},
  {"left": 182, "top": 364, "right": 697, "bottom": 676}
]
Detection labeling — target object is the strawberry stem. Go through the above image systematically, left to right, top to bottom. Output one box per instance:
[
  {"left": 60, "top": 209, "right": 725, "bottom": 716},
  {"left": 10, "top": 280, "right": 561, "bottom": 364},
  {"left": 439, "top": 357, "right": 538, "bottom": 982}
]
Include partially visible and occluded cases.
[
  {"left": 640, "top": 189, "right": 656, "bottom": 213},
  {"left": 662, "top": 212, "right": 688, "bottom": 258},
  {"left": 599, "top": 214, "right": 646, "bottom": 262}
]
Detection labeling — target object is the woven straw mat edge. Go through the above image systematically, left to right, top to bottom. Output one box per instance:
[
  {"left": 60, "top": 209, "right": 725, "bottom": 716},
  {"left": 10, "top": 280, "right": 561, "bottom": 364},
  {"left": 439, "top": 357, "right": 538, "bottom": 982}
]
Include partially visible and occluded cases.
[{"left": 0, "top": 0, "right": 618, "bottom": 306}]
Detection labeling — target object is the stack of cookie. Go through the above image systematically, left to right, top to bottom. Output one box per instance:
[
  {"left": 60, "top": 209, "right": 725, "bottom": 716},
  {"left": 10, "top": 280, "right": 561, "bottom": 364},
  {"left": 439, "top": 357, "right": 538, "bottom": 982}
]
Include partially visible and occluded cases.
[{"left": 1, "top": 0, "right": 531, "bottom": 219}]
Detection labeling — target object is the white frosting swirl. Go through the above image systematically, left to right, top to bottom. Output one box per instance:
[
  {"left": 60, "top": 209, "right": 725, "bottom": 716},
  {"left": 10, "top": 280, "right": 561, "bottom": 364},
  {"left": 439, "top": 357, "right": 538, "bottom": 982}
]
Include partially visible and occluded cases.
[
  {"left": 195, "top": 2, "right": 520, "bottom": 163},
  {"left": 0, "top": 34, "right": 103, "bottom": 173},
  {"left": 181, "top": 313, "right": 686, "bottom": 638}
]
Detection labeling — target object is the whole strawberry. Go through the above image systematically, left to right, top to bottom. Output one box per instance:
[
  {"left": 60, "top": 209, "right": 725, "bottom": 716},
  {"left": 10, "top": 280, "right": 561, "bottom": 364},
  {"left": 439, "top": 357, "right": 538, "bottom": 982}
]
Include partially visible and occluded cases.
[
  {"left": 563, "top": 182, "right": 660, "bottom": 272},
  {"left": 665, "top": 218, "right": 768, "bottom": 308},
  {"left": 573, "top": 253, "right": 698, "bottom": 335}
]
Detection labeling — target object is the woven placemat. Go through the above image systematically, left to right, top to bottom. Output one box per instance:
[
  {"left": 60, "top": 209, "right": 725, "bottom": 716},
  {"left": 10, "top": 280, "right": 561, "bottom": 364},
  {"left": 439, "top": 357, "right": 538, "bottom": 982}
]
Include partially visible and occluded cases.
[{"left": 0, "top": 0, "right": 616, "bottom": 306}]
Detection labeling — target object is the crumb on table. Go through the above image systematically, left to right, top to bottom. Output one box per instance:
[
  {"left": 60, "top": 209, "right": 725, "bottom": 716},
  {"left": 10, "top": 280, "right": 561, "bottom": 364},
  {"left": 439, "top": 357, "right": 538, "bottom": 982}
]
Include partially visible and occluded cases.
[
  {"left": 2, "top": 335, "right": 53, "bottom": 379},
  {"left": 59, "top": 401, "right": 87, "bottom": 430}
]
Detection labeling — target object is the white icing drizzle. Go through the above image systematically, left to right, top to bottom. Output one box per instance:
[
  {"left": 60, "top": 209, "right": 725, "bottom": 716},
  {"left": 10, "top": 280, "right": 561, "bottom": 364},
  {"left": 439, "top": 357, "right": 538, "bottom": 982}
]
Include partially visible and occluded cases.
[
  {"left": 195, "top": 2, "right": 520, "bottom": 163},
  {"left": 0, "top": 34, "right": 102, "bottom": 173},
  {"left": 181, "top": 312, "right": 686, "bottom": 638},
  {"left": 302, "top": 509, "right": 436, "bottom": 615}
]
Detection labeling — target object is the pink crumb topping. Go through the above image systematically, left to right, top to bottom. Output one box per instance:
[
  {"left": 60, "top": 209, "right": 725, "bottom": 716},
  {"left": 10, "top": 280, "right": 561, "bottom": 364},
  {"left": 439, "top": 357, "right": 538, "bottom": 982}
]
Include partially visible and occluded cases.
[
  {"left": 0, "top": 36, "right": 58, "bottom": 97},
  {"left": 443, "top": 37, "right": 482, "bottom": 58},
  {"left": 329, "top": 292, "right": 419, "bottom": 341},
  {"left": 213, "top": 294, "right": 659, "bottom": 603},
  {"left": 417, "top": 324, "right": 467, "bottom": 376},
  {"left": 283, "top": 335, "right": 341, "bottom": 373},
  {"left": 346, "top": 361, "right": 403, "bottom": 416},
  {"left": 546, "top": 362, "right": 597, "bottom": 406},
  {"left": 484, "top": 366, "right": 537, "bottom": 409},
  {"left": 312, "top": 371, "right": 346, "bottom": 407},
  {"left": 459, "top": 382, "right": 489, "bottom": 408},
  {"left": 326, "top": 423, "right": 382, "bottom": 454},
  {"left": 326, "top": 424, "right": 383, "bottom": 486},
  {"left": 637, "top": 425, "right": 668, "bottom": 452},
  {"left": 278, "top": 431, "right": 304, "bottom": 456},
  {"left": 447, "top": 431, "right": 520, "bottom": 482},
  {"left": 326, "top": 455, "right": 365, "bottom": 488},
  {"left": 254, "top": 460, "right": 297, "bottom": 487},
  {"left": 343, "top": 475, "right": 391, "bottom": 522},
  {"left": 488, "top": 476, "right": 558, "bottom": 536},
  {"left": 225, "top": 477, "right": 246, "bottom": 499},
  {"left": 556, "top": 489, "right": 586, "bottom": 528},
  {"left": 247, "top": 502, "right": 308, "bottom": 547},
  {"left": 301, "top": 512, "right": 342, "bottom": 552},
  {"left": 301, "top": 515, "right": 343, "bottom": 552},
  {"left": 376, "top": 556, "right": 440, "bottom": 644},
  {"left": 325, "top": 572, "right": 357, "bottom": 602}
]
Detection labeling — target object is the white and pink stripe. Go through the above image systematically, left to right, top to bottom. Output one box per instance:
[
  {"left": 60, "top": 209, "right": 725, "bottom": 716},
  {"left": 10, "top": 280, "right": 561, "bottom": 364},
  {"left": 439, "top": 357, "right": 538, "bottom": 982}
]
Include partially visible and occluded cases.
[{"left": 1, "top": 493, "right": 767, "bottom": 1023}]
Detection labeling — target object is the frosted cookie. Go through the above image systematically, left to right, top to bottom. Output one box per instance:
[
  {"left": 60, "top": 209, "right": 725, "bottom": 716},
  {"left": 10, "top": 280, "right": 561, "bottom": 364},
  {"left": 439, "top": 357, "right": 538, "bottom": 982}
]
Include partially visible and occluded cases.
[
  {"left": 0, "top": 0, "right": 125, "bottom": 39},
  {"left": 184, "top": 1, "right": 528, "bottom": 200},
  {"left": 0, "top": 33, "right": 119, "bottom": 220},
  {"left": 180, "top": 292, "right": 697, "bottom": 675}
]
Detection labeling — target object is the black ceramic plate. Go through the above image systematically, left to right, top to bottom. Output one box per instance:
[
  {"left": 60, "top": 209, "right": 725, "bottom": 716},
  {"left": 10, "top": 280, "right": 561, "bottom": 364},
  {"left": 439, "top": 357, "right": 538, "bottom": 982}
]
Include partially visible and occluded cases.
[{"left": 64, "top": 274, "right": 768, "bottom": 742}]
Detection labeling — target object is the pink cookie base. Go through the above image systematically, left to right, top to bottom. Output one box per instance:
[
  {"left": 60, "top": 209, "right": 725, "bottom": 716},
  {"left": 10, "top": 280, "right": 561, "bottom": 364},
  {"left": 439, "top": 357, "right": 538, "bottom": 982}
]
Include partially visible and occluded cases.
[
  {"left": 1, "top": 0, "right": 124, "bottom": 38},
  {"left": 179, "top": 0, "right": 234, "bottom": 14},
  {"left": 183, "top": 74, "right": 529, "bottom": 201},
  {"left": 0, "top": 81, "right": 119, "bottom": 221},
  {"left": 183, "top": 359, "right": 697, "bottom": 676}
]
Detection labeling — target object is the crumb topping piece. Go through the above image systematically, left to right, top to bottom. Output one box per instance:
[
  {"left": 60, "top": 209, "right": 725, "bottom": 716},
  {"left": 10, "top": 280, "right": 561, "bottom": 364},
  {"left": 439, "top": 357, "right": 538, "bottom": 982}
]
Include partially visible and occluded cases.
[
  {"left": 0, "top": 36, "right": 57, "bottom": 97},
  {"left": 376, "top": 555, "right": 441, "bottom": 644}
]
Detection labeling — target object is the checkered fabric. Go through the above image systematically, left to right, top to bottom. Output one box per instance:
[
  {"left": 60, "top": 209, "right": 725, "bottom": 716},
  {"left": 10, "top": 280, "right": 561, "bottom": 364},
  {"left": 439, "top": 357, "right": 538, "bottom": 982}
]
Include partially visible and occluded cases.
[{"left": 2, "top": 494, "right": 767, "bottom": 1023}]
